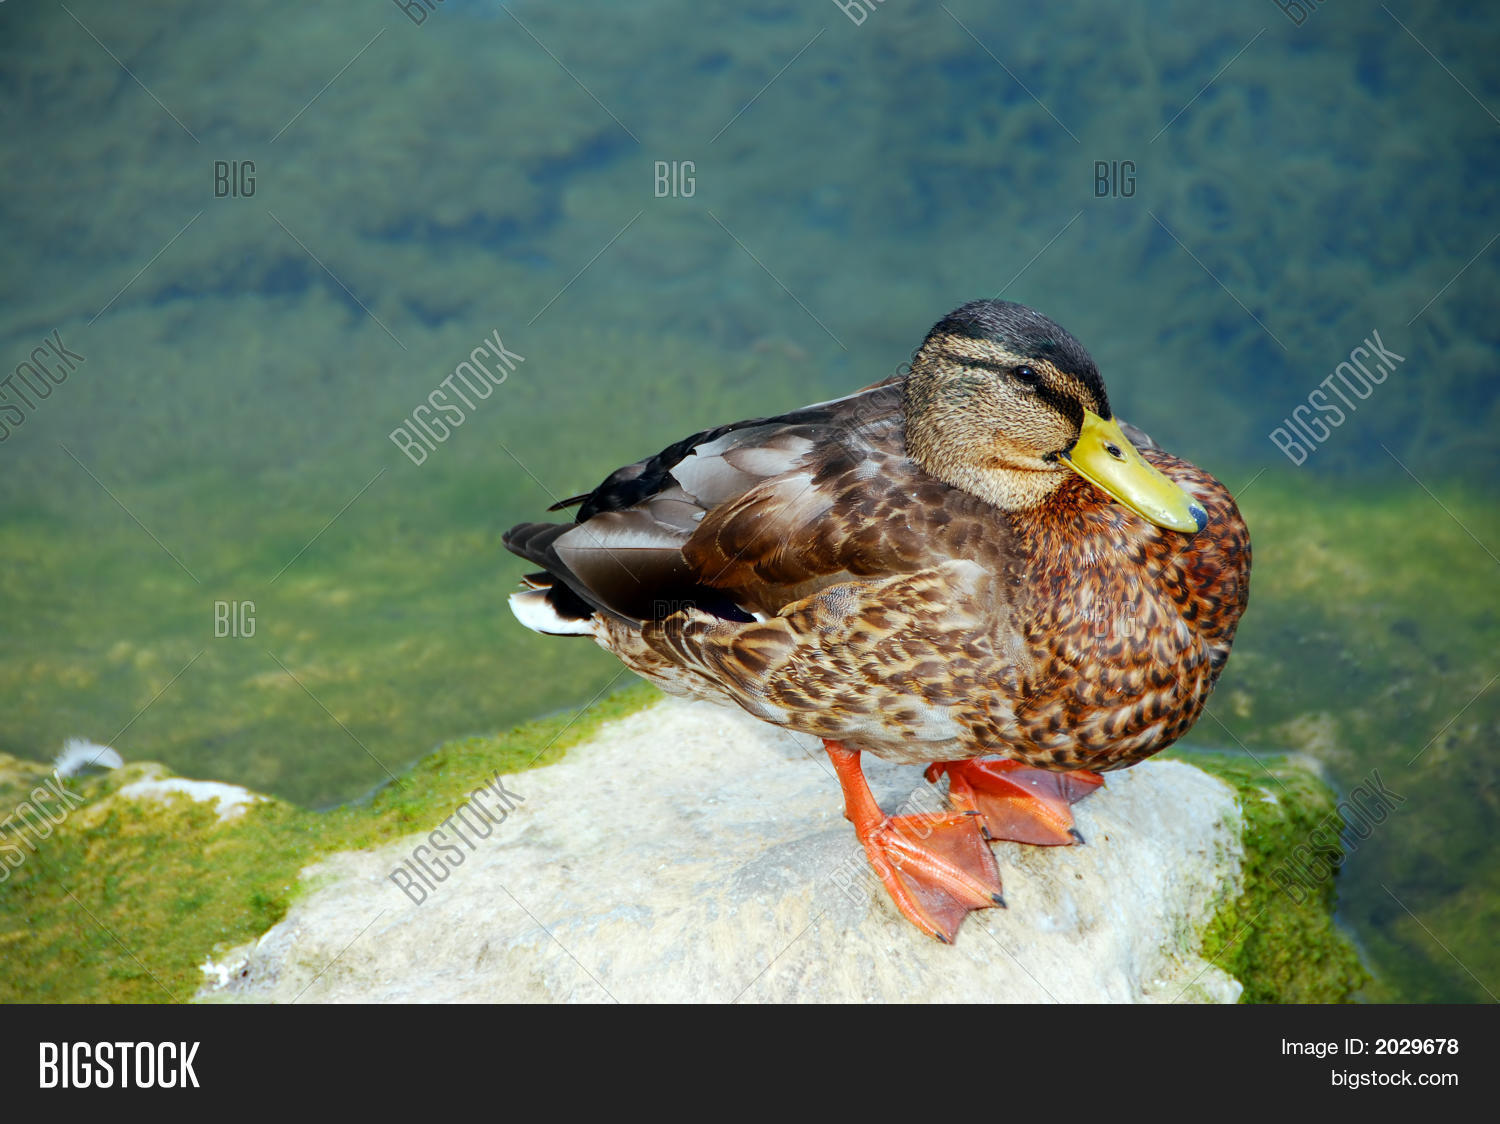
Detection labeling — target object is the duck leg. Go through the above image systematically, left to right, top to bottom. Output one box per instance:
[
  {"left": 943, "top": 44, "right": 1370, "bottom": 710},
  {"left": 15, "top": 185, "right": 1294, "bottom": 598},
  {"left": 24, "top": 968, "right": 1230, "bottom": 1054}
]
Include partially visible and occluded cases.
[
  {"left": 824, "top": 739, "right": 1004, "bottom": 942},
  {"left": 926, "top": 759, "right": 1104, "bottom": 846}
]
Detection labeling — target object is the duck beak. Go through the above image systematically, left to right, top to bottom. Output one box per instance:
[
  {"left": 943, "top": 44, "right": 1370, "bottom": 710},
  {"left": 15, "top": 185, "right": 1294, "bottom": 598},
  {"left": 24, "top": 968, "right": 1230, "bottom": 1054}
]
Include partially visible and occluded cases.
[{"left": 1061, "top": 410, "right": 1207, "bottom": 534}]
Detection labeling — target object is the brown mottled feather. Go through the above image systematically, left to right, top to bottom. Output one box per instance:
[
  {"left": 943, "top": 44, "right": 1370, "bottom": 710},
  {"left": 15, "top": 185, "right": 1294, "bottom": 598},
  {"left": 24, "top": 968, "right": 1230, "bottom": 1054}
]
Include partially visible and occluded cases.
[{"left": 506, "top": 373, "right": 1250, "bottom": 773}]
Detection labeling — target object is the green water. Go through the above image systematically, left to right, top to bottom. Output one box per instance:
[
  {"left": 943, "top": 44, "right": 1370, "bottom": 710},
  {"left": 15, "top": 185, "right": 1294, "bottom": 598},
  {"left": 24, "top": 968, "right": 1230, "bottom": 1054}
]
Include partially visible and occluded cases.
[{"left": 1, "top": 1, "right": 1495, "bottom": 1002}]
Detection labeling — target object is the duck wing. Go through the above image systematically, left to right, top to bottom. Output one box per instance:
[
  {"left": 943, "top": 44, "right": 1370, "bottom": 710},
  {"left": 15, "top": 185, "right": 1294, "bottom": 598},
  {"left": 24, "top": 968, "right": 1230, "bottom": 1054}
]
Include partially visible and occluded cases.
[{"left": 504, "top": 377, "right": 1011, "bottom": 625}]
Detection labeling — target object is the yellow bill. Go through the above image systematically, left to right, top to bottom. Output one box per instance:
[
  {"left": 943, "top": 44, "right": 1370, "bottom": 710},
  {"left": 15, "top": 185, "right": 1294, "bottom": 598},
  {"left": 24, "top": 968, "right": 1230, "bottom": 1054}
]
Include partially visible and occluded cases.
[{"left": 1062, "top": 410, "right": 1207, "bottom": 534}]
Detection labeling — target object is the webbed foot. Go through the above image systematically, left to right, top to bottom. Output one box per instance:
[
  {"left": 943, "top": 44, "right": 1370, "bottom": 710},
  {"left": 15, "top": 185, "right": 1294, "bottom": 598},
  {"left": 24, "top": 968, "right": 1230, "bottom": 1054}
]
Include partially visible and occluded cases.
[
  {"left": 825, "top": 741, "right": 1004, "bottom": 942},
  {"left": 925, "top": 758, "right": 1103, "bottom": 846}
]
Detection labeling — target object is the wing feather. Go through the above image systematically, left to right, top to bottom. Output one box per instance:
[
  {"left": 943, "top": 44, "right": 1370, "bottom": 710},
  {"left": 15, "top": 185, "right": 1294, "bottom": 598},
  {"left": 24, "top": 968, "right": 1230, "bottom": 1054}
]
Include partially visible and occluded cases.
[{"left": 503, "top": 378, "right": 1013, "bottom": 623}]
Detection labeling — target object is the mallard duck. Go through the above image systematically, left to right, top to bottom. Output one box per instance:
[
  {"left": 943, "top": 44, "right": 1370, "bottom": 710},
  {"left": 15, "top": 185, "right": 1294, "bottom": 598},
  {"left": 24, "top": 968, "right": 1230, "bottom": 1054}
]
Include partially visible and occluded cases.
[{"left": 505, "top": 300, "right": 1250, "bottom": 942}]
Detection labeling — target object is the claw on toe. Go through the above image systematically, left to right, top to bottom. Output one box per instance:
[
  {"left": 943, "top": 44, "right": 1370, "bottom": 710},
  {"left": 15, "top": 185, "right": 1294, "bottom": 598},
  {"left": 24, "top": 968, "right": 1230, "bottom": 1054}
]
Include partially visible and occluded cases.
[
  {"left": 926, "top": 758, "right": 1103, "bottom": 847},
  {"left": 862, "top": 811, "right": 1006, "bottom": 942}
]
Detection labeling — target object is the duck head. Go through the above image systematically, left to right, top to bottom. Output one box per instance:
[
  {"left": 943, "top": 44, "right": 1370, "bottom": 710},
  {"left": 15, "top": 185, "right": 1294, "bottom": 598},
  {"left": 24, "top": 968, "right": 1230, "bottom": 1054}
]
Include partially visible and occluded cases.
[{"left": 902, "top": 299, "right": 1207, "bottom": 533}]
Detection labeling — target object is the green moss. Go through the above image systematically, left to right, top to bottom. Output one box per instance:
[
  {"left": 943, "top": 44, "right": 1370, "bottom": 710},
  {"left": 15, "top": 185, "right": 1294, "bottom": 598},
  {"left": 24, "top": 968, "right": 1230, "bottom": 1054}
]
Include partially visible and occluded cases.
[
  {"left": 1204, "top": 470, "right": 1499, "bottom": 1002},
  {"left": 0, "top": 680, "right": 662, "bottom": 1003},
  {"left": 1172, "top": 749, "right": 1368, "bottom": 1003}
]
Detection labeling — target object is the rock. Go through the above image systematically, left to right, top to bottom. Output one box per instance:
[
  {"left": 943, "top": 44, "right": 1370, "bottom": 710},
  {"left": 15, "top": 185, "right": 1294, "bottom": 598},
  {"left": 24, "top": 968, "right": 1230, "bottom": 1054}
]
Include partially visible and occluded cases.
[
  {"left": 200, "top": 696, "right": 1247, "bottom": 1003},
  {"left": 114, "top": 770, "right": 267, "bottom": 822}
]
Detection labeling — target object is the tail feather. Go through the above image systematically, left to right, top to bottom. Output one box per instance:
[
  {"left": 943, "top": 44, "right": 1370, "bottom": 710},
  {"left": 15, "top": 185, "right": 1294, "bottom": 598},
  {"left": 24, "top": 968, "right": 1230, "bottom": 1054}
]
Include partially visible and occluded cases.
[
  {"left": 503, "top": 518, "right": 646, "bottom": 627},
  {"left": 502, "top": 521, "right": 574, "bottom": 571},
  {"left": 508, "top": 587, "right": 596, "bottom": 637}
]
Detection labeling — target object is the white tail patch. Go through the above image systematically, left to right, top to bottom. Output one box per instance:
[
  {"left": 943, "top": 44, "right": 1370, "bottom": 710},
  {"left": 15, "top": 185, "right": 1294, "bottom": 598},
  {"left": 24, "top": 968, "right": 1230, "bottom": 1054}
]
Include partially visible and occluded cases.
[{"left": 508, "top": 588, "right": 596, "bottom": 636}]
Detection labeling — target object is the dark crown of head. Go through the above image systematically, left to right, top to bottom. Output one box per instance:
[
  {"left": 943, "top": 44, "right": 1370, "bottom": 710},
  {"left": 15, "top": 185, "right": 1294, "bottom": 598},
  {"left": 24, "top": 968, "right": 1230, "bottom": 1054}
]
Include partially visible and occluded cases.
[{"left": 921, "top": 300, "right": 1109, "bottom": 415}]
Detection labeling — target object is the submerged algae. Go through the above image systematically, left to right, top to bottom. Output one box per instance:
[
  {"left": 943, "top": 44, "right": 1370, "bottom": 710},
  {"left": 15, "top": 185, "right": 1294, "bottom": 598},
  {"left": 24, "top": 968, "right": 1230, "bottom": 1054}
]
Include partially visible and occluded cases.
[
  {"left": 3, "top": 4, "right": 1494, "bottom": 482},
  {"left": 0, "top": 322, "right": 818, "bottom": 809}
]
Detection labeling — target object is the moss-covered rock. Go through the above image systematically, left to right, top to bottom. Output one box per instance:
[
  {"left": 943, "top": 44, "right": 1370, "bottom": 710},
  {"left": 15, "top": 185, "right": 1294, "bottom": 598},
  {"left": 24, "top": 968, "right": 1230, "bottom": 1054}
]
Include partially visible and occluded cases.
[
  {"left": 1, "top": 680, "right": 1364, "bottom": 1002},
  {"left": 0, "top": 682, "right": 656, "bottom": 1003},
  {"left": 1173, "top": 749, "right": 1367, "bottom": 1003}
]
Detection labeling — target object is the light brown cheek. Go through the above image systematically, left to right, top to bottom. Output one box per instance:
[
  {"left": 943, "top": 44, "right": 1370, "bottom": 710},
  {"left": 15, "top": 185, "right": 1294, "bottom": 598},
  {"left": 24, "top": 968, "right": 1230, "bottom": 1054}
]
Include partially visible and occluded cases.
[
  {"left": 1009, "top": 404, "right": 1074, "bottom": 455},
  {"left": 987, "top": 431, "right": 1047, "bottom": 467}
]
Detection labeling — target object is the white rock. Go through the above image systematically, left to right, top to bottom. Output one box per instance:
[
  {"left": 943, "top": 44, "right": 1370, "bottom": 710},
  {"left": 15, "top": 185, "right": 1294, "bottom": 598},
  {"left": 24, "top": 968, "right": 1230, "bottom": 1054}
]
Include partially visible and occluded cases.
[
  {"left": 199, "top": 696, "right": 1245, "bottom": 1003},
  {"left": 116, "top": 775, "right": 267, "bottom": 822}
]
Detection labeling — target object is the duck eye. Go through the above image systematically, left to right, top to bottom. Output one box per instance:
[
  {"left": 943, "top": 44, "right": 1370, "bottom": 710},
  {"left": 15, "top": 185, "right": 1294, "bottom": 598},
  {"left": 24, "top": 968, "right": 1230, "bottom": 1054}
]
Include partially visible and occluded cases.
[{"left": 1013, "top": 365, "right": 1041, "bottom": 386}]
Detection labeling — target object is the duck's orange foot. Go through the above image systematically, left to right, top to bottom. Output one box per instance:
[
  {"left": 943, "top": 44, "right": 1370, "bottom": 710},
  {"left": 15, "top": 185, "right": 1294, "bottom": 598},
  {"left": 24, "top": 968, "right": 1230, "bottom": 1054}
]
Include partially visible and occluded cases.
[
  {"left": 824, "top": 739, "right": 1003, "bottom": 942},
  {"left": 925, "top": 758, "right": 1104, "bottom": 846},
  {"left": 856, "top": 812, "right": 1005, "bottom": 943}
]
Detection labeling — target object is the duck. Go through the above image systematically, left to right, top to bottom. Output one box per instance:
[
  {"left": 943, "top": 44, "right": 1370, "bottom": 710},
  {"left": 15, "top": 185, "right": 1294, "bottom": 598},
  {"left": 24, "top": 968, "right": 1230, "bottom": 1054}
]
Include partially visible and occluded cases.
[{"left": 504, "top": 299, "right": 1251, "bottom": 942}]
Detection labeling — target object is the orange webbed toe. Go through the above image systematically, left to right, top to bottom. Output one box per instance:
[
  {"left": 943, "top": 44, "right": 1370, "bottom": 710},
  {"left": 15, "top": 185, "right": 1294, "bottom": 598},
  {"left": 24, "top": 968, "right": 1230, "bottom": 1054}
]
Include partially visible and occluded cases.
[{"left": 926, "top": 758, "right": 1103, "bottom": 846}]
